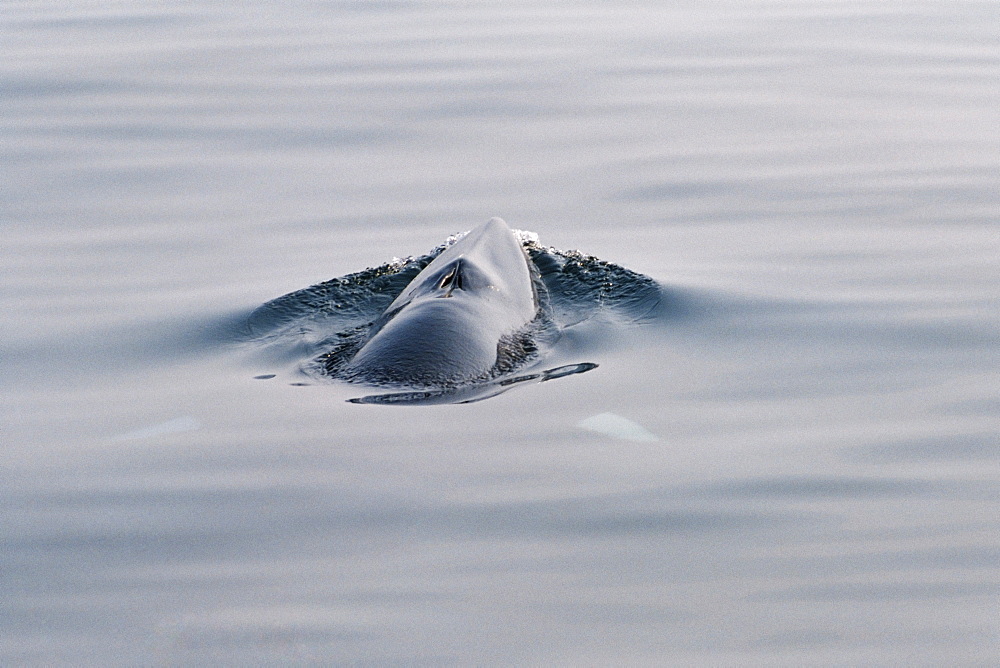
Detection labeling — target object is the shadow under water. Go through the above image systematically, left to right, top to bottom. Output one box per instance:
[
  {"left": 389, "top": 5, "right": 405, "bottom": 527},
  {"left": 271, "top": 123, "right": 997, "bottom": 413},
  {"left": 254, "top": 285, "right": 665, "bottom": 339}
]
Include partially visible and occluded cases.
[{"left": 245, "top": 228, "right": 665, "bottom": 404}]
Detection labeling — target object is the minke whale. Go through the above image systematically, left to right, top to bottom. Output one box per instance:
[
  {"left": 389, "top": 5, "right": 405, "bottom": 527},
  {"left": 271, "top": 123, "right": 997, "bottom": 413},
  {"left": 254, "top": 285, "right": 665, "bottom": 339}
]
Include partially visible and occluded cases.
[{"left": 338, "top": 217, "right": 539, "bottom": 387}]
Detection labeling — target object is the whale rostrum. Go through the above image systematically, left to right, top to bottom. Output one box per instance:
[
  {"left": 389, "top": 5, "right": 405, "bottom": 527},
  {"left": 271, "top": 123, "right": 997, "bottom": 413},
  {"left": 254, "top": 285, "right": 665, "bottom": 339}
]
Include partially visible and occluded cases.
[{"left": 338, "top": 217, "right": 540, "bottom": 387}]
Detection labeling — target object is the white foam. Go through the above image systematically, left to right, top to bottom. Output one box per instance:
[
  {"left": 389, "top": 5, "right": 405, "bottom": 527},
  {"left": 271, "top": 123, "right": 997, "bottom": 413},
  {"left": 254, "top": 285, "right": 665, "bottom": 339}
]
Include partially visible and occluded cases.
[{"left": 513, "top": 228, "right": 539, "bottom": 245}]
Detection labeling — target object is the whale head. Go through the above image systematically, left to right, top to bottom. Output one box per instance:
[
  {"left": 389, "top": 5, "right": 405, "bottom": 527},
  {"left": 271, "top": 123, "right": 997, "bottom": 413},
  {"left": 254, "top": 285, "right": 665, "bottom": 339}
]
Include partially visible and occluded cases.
[{"left": 341, "top": 218, "right": 539, "bottom": 386}]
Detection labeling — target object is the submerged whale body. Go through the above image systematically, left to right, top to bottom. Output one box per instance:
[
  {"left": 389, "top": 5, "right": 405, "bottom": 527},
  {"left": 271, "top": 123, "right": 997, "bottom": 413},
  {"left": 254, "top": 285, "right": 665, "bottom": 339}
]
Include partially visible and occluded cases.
[{"left": 339, "top": 217, "right": 539, "bottom": 387}]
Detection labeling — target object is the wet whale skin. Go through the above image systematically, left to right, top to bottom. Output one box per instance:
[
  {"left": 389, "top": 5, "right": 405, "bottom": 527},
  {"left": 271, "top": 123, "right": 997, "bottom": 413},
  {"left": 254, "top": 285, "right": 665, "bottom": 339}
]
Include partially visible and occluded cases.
[{"left": 341, "top": 218, "right": 538, "bottom": 386}]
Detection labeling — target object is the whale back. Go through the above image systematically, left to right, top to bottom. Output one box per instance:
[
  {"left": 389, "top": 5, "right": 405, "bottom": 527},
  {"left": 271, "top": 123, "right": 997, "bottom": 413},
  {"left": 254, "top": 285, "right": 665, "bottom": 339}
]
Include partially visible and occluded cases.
[{"left": 342, "top": 218, "right": 539, "bottom": 386}]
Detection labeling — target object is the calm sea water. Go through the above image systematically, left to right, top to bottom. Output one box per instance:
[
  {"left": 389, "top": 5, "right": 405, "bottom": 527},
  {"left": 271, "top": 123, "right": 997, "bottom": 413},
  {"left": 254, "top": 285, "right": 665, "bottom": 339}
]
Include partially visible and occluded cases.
[{"left": 3, "top": 1, "right": 999, "bottom": 664}]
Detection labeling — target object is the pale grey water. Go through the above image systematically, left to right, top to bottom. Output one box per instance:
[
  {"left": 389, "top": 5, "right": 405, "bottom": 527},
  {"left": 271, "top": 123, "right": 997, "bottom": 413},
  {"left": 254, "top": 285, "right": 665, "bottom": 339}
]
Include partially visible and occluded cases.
[{"left": 3, "top": 1, "right": 999, "bottom": 664}]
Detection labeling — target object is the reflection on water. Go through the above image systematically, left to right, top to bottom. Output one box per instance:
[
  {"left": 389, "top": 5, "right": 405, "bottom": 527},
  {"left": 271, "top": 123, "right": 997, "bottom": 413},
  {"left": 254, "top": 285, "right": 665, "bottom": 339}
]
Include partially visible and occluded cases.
[{"left": 3, "top": 0, "right": 999, "bottom": 664}]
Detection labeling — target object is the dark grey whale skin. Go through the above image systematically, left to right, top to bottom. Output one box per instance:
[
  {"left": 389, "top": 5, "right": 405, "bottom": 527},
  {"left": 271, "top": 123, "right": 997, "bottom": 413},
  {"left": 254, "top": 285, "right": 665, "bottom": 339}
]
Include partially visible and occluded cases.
[{"left": 340, "top": 217, "right": 539, "bottom": 387}]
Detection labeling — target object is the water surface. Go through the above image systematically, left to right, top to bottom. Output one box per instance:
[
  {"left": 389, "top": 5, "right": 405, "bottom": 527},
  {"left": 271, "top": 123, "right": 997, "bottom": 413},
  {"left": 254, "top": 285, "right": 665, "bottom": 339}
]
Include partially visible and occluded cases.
[{"left": 3, "top": 1, "right": 999, "bottom": 664}]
